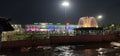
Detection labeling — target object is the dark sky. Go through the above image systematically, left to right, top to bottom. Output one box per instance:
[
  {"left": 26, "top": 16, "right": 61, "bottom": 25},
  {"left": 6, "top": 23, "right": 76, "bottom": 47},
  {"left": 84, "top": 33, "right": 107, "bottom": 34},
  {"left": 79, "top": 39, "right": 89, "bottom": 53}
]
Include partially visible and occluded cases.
[{"left": 0, "top": 0, "right": 120, "bottom": 26}]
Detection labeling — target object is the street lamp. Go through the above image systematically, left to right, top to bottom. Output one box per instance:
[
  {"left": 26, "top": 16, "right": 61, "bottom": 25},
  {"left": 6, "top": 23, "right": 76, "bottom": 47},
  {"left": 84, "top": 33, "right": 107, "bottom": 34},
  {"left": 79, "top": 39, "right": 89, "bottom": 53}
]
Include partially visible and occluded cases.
[
  {"left": 62, "top": 1, "right": 69, "bottom": 20},
  {"left": 62, "top": 1, "right": 69, "bottom": 7},
  {"left": 97, "top": 15, "right": 103, "bottom": 19},
  {"left": 97, "top": 15, "right": 103, "bottom": 27}
]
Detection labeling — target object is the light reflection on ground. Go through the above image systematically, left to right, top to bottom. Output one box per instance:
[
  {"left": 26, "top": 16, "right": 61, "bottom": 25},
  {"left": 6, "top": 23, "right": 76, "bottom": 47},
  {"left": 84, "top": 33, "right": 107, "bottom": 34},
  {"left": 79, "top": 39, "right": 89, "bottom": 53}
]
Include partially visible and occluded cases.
[
  {"left": 0, "top": 45, "right": 120, "bottom": 56},
  {"left": 52, "top": 45, "right": 120, "bottom": 56}
]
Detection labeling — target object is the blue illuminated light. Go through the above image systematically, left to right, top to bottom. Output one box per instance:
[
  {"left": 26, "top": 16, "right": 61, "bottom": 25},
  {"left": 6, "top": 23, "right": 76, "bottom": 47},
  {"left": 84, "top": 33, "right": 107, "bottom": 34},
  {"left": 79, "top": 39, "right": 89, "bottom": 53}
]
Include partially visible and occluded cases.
[{"left": 47, "top": 26, "right": 55, "bottom": 31}]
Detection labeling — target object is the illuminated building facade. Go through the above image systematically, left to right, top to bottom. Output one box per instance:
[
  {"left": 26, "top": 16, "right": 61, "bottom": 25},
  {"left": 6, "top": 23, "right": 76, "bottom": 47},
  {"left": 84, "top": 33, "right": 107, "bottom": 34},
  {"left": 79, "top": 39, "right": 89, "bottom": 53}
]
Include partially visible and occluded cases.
[{"left": 25, "top": 22, "right": 77, "bottom": 32}]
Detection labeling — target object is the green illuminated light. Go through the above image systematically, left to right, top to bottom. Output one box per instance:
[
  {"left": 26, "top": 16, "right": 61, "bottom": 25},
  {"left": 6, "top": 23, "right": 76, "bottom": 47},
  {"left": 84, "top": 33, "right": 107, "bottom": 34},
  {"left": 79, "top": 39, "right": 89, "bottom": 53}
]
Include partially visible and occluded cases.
[{"left": 34, "top": 23, "right": 39, "bottom": 25}]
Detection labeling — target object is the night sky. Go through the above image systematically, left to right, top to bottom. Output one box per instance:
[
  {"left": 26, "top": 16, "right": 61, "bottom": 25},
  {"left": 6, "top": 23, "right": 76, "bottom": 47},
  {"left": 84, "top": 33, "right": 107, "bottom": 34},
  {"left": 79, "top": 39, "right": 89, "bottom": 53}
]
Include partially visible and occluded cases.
[{"left": 0, "top": 0, "right": 120, "bottom": 26}]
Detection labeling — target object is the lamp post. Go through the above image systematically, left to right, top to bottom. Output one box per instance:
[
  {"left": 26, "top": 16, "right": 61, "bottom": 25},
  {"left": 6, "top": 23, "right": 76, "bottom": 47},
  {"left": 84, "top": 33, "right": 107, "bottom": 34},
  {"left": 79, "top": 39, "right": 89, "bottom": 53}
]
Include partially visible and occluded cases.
[
  {"left": 62, "top": 1, "right": 69, "bottom": 19},
  {"left": 62, "top": 1, "right": 69, "bottom": 35},
  {"left": 97, "top": 15, "right": 103, "bottom": 27}
]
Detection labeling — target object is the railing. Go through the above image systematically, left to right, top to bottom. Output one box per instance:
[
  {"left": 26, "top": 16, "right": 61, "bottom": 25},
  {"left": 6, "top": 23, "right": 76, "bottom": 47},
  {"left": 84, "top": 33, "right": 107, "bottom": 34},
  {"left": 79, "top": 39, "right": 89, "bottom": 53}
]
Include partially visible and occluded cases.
[{"left": 2, "top": 30, "right": 119, "bottom": 41}]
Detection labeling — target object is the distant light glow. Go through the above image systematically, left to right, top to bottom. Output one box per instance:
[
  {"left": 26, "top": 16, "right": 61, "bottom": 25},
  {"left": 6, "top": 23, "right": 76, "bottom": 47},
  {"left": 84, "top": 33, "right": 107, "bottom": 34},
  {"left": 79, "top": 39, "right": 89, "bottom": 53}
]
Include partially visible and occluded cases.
[
  {"left": 62, "top": 1, "right": 69, "bottom": 7},
  {"left": 97, "top": 15, "right": 102, "bottom": 19},
  {"left": 78, "top": 17, "right": 98, "bottom": 28},
  {"left": 34, "top": 23, "right": 39, "bottom": 25},
  {"left": 40, "top": 23, "right": 48, "bottom": 25},
  {"left": 56, "top": 23, "right": 61, "bottom": 25},
  {"left": 111, "top": 24, "right": 114, "bottom": 27},
  {"left": 26, "top": 25, "right": 40, "bottom": 32},
  {"left": 41, "top": 26, "right": 46, "bottom": 28},
  {"left": 47, "top": 26, "right": 55, "bottom": 31},
  {"left": 66, "top": 26, "right": 74, "bottom": 30},
  {"left": 40, "top": 29, "right": 48, "bottom": 31},
  {"left": 111, "top": 42, "right": 120, "bottom": 47}
]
